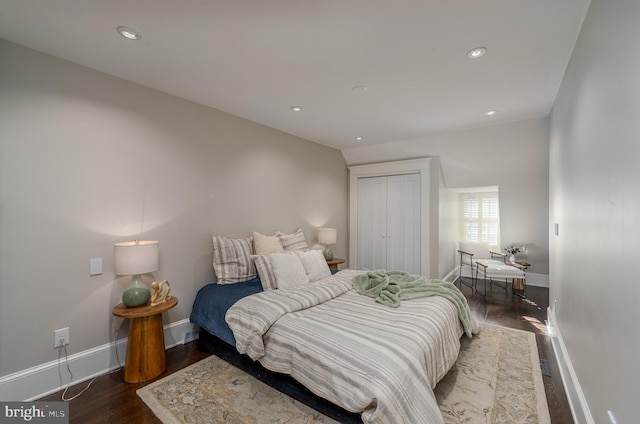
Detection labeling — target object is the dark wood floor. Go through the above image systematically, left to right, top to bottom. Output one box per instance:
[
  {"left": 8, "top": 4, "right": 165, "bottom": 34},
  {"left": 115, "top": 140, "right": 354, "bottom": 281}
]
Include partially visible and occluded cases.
[
  {"left": 40, "top": 281, "right": 573, "bottom": 424},
  {"left": 461, "top": 281, "right": 574, "bottom": 424}
]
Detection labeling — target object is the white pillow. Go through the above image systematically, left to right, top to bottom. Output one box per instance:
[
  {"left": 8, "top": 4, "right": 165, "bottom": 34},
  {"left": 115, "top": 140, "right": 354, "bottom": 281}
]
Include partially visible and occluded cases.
[
  {"left": 276, "top": 228, "right": 310, "bottom": 252},
  {"left": 253, "top": 231, "right": 284, "bottom": 255},
  {"left": 296, "top": 250, "right": 331, "bottom": 282},
  {"left": 269, "top": 253, "right": 309, "bottom": 289}
]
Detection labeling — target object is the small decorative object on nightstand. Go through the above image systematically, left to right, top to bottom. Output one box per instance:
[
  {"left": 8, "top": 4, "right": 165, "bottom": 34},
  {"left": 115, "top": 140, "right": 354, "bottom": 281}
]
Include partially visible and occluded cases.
[
  {"left": 318, "top": 227, "right": 337, "bottom": 260},
  {"left": 326, "top": 258, "right": 345, "bottom": 271},
  {"left": 150, "top": 279, "right": 172, "bottom": 307},
  {"left": 112, "top": 297, "right": 178, "bottom": 383}
]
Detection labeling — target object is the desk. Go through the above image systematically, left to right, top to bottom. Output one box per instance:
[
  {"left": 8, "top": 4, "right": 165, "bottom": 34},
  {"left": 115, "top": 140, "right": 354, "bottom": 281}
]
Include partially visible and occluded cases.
[{"left": 112, "top": 297, "right": 178, "bottom": 383}]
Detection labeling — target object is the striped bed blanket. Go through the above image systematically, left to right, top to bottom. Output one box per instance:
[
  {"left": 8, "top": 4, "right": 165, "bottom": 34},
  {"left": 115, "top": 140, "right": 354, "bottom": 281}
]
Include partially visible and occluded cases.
[{"left": 226, "top": 269, "right": 479, "bottom": 424}]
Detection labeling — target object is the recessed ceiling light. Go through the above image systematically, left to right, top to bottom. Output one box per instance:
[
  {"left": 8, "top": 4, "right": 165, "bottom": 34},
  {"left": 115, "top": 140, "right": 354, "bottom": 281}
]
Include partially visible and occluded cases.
[
  {"left": 117, "top": 26, "right": 141, "bottom": 40},
  {"left": 467, "top": 47, "right": 487, "bottom": 59},
  {"left": 290, "top": 106, "right": 302, "bottom": 112},
  {"left": 484, "top": 110, "right": 497, "bottom": 116},
  {"left": 355, "top": 136, "right": 364, "bottom": 141}
]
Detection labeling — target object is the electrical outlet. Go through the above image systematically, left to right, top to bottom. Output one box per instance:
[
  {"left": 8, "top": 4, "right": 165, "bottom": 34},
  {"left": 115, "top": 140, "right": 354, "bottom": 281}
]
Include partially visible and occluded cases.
[{"left": 54, "top": 327, "right": 69, "bottom": 348}]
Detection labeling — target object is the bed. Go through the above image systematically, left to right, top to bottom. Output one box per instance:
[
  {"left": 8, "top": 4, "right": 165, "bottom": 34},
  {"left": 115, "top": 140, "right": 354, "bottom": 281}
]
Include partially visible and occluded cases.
[
  {"left": 191, "top": 232, "right": 478, "bottom": 423},
  {"left": 191, "top": 267, "right": 478, "bottom": 424}
]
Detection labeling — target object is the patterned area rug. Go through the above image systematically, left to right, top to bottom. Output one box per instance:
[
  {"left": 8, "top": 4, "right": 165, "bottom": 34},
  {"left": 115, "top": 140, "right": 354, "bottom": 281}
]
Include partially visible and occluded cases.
[
  {"left": 137, "top": 324, "right": 550, "bottom": 424},
  {"left": 434, "top": 324, "right": 550, "bottom": 424}
]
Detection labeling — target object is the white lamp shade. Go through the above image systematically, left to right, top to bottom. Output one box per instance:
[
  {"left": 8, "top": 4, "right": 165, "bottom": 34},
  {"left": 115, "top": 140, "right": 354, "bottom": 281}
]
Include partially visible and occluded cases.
[
  {"left": 318, "top": 228, "right": 337, "bottom": 245},
  {"left": 114, "top": 240, "right": 159, "bottom": 275}
]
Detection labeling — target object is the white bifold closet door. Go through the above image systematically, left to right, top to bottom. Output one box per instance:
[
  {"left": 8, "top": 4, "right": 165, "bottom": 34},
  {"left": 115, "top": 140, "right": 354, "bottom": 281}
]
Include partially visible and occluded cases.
[{"left": 356, "top": 173, "right": 421, "bottom": 275}]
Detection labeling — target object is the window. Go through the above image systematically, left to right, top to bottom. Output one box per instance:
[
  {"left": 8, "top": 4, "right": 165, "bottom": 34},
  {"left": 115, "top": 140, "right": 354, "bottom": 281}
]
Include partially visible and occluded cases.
[{"left": 460, "top": 191, "right": 500, "bottom": 247}]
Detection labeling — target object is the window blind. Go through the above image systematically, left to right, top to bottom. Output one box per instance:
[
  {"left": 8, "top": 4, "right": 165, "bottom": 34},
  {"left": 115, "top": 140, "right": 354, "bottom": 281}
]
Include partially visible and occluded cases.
[{"left": 460, "top": 192, "right": 500, "bottom": 247}]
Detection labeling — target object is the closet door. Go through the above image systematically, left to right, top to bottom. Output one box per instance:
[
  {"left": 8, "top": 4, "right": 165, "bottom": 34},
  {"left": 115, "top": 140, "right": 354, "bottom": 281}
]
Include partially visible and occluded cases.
[
  {"left": 356, "top": 173, "right": 421, "bottom": 274},
  {"left": 386, "top": 174, "right": 421, "bottom": 274},
  {"left": 356, "top": 176, "right": 388, "bottom": 271}
]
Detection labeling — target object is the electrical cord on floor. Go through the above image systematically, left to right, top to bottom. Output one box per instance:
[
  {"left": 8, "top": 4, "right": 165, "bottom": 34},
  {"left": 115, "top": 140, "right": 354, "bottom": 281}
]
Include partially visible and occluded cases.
[
  {"left": 59, "top": 326, "right": 124, "bottom": 401},
  {"left": 112, "top": 326, "right": 123, "bottom": 372},
  {"left": 60, "top": 341, "right": 97, "bottom": 402}
]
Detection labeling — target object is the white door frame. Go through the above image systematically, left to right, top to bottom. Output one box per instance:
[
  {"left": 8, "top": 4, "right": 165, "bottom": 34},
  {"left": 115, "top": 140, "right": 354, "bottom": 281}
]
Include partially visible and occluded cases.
[{"left": 348, "top": 157, "right": 437, "bottom": 277}]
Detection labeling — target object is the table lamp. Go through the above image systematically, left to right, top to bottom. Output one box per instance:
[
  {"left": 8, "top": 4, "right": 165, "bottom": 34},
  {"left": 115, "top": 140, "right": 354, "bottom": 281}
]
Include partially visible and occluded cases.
[
  {"left": 318, "top": 228, "right": 337, "bottom": 260},
  {"left": 114, "top": 240, "right": 159, "bottom": 307}
]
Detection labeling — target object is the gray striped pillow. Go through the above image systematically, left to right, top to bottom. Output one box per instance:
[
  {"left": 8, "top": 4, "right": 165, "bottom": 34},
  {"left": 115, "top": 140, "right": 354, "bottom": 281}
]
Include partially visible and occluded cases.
[
  {"left": 276, "top": 228, "right": 309, "bottom": 252},
  {"left": 212, "top": 235, "right": 257, "bottom": 284},
  {"left": 251, "top": 254, "right": 277, "bottom": 290}
]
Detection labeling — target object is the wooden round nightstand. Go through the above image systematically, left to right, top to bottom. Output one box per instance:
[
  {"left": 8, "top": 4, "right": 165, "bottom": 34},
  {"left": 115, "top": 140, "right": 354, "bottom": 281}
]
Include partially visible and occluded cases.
[
  {"left": 326, "top": 258, "right": 345, "bottom": 271},
  {"left": 112, "top": 297, "right": 178, "bottom": 383}
]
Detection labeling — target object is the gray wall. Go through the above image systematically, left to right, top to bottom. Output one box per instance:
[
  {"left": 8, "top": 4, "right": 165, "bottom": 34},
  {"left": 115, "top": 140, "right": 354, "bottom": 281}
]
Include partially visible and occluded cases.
[
  {"left": 549, "top": 0, "right": 639, "bottom": 422},
  {"left": 0, "top": 40, "right": 348, "bottom": 377},
  {"left": 342, "top": 118, "right": 550, "bottom": 275},
  {"left": 438, "top": 166, "right": 458, "bottom": 279}
]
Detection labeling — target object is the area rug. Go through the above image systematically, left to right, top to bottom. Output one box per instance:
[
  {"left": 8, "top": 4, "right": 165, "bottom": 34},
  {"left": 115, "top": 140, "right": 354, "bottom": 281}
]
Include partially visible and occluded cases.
[
  {"left": 137, "top": 324, "right": 550, "bottom": 424},
  {"left": 434, "top": 324, "right": 550, "bottom": 424}
]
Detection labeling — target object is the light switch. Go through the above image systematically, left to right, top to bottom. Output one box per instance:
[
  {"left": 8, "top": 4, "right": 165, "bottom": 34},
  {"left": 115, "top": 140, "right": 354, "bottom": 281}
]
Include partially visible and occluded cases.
[{"left": 90, "top": 258, "right": 103, "bottom": 276}]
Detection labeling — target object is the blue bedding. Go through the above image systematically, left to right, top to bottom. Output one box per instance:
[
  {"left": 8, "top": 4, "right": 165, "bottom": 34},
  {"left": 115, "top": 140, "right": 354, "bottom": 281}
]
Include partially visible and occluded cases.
[{"left": 189, "top": 277, "right": 263, "bottom": 345}]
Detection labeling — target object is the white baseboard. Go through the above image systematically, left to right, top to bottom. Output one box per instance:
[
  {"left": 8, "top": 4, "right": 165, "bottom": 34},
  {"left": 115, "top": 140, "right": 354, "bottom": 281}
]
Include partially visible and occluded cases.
[
  {"left": 442, "top": 268, "right": 459, "bottom": 282},
  {"left": 526, "top": 273, "right": 549, "bottom": 287},
  {"left": 547, "top": 307, "right": 593, "bottom": 424},
  {"left": 0, "top": 318, "right": 199, "bottom": 401}
]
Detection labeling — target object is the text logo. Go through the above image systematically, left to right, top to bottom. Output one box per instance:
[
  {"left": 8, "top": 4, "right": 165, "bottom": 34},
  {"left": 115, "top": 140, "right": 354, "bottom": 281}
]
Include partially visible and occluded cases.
[{"left": 1, "top": 402, "right": 68, "bottom": 423}]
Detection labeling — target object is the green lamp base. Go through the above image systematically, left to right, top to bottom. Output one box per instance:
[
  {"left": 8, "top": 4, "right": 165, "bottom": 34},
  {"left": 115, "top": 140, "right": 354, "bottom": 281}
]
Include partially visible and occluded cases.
[{"left": 122, "top": 275, "right": 150, "bottom": 307}]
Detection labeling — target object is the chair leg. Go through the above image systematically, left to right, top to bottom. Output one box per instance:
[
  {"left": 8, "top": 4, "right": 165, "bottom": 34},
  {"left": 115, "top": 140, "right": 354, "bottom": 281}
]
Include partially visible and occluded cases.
[
  {"left": 457, "top": 265, "right": 474, "bottom": 292},
  {"left": 474, "top": 271, "right": 487, "bottom": 297},
  {"left": 490, "top": 278, "right": 508, "bottom": 294}
]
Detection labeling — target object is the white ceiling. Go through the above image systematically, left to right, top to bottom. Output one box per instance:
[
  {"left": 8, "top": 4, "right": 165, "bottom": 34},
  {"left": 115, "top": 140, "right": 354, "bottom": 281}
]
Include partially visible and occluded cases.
[{"left": 0, "top": 0, "right": 591, "bottom": 150}]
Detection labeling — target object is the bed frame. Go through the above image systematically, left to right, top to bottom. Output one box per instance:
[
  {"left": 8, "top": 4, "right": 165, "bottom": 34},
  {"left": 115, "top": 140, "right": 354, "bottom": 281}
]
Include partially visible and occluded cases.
[{"left": 198, "top": 329, "right": 363, "bottom": 424}]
